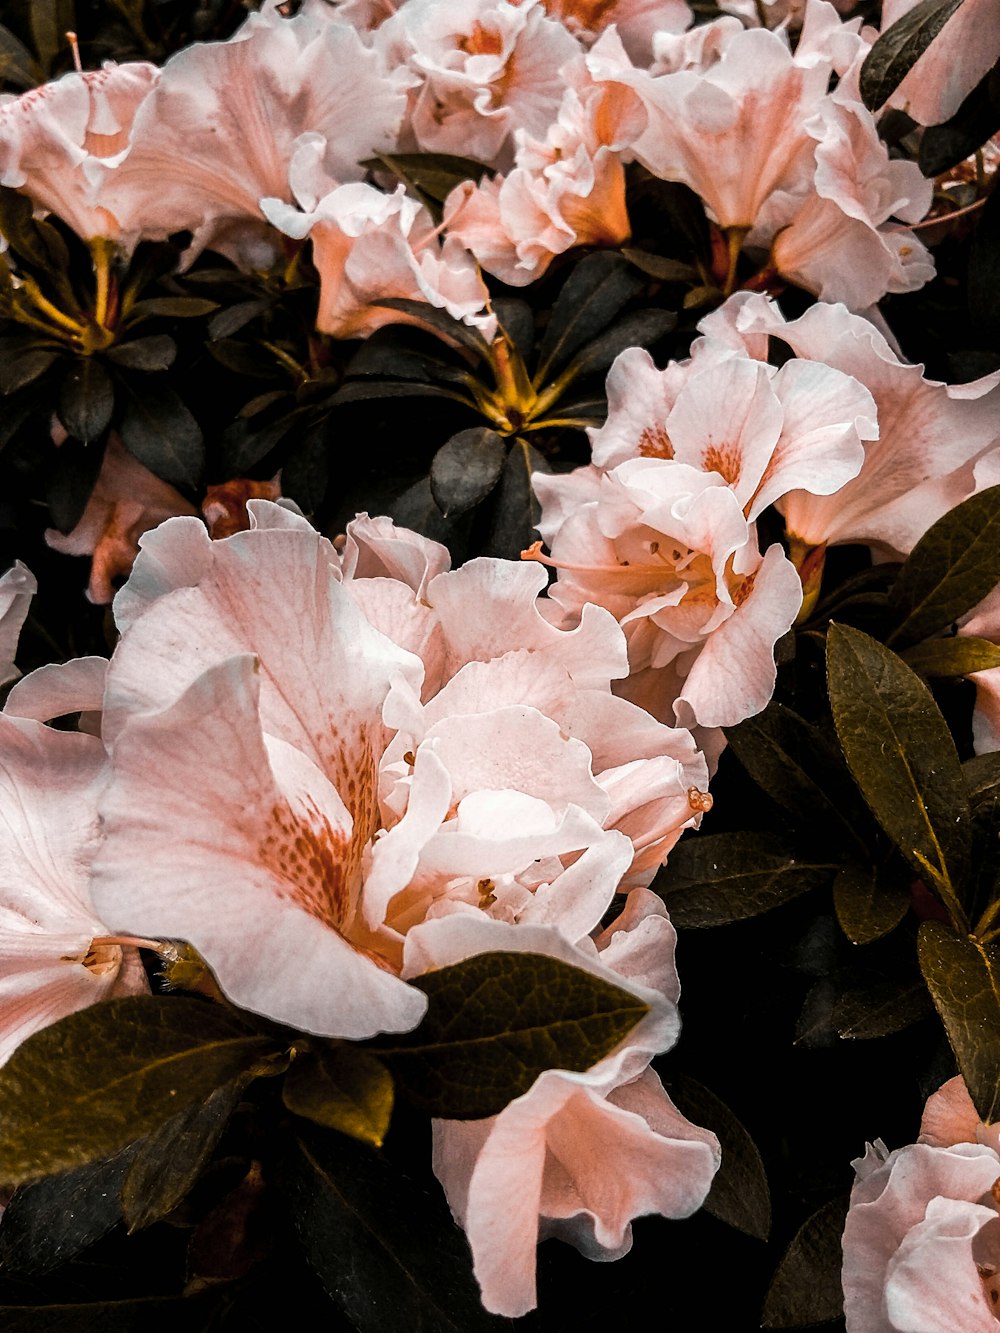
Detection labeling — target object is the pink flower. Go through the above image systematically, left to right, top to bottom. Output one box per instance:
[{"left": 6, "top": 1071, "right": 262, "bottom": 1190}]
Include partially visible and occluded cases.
[
  {"left": 538, "top": 0, "right": 692, "bottom": 64},
  {"left": 0, "top": 561, "right": 36, "bottom": 687}
]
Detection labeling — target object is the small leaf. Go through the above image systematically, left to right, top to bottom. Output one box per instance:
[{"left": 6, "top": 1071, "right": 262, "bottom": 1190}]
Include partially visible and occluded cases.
[
  {"left": 859, "top": 0, "right": 966, "bottom": 111},
  {"left": 366, "top": 151, "right": 492, "bottom": 205},
  {"left": 621, "top": 249, "right": 699, "bottom": 282},
  {"left": 535, "top": 252, "right": 643, "bottom": 382},
  {"left": 127, "top": 296, "right": 219, "bottom": 320},
  {"left": 370, "top": 298, "right": 490, "bottom": 356},
  {"left": 208, "top": 299, "right": 271, "bottom": 340},
  {"left": 556, "top": 308, "right": 676, "bottom": 384},
  {"left": 104, "top": 335, "right": 176, "bottom": 372},
  {"left": 0, "top": 347, "right": 58, "bottom": 395},
  {"left": 57, "top": 359, "right": 114, "bottom": 444},
  {"left": 118, "top": 380, "right": 204, "bottom": 489},
  {"left": 429, "top": 426, "right": 506, "bottom": 518},
  {"left": 482, "top": 435, "right": 551, "bottom": 560},
  {"left": 389, "top": 476, "right": 468, "bottom": 549},
  {"left": 888, "top": 485, "right": 1000, "bottom": 646},
  {"left": 827, "top": 624, "right": 971, "bottom": 909},
  {"left": 903, "top": 634, "right": 1000, "bottom": 677},
  {"left": 653, "top": 832, "right": 837, "bottom": 928},
  {"left": 833, "top": 863, "right": 909, "bottom": 945},
  {"left": 918, "top": 921, "right": 1000, "bottom": 1122},
  {"left": 374, "top": 952, "right": 648, "bottom": 1119},
  {"left": 832, "top": 978, "right": 932, "bottom": 1040},
  {"left": 0, "top": 996, "right": 278, "bottom": 1186},
  {"left": 283, "top": 1045, "right": 393, "bottom": 1148},
  {"left": 670, "top": 1075, "right": 770, "bottom": 1241},
  {"left": 120, "top": 1077, "right": 248, "bottom": 1232},
  {"left": 281, "top": 1128, "right": 513, "bottom": 1333},
  {"left": 0, "top": 1149, "right": 132, "bottom": 1275},
  {"left": 761, "top": 1196, "right": 849, "bottom": 1328}
]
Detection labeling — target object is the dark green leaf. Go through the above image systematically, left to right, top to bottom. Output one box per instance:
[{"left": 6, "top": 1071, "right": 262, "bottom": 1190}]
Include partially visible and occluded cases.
[
  {"left": 30, "top": 0, "right": 75, "bottom": 73},
  {"left": 859, "top": 0, "right": 966, "bottom": 111},
  {"left": 0, "top": 25, "right": 41, "bottom": 89},
  {"left": 918, "top": 62, "right": 1000, "bottom": 175},
  {"left": 366, "top": 151, "right": 492, "bottom": 205},
  {"left": 0, "top": 188, "right": 58, "bottom": 272},
  {"left": 970, "top": 189, "right": 1000, "bottom": 336},
  {"left": 621, "top": 249, "right": 699, "bottom": 282},
  {"left": 535, "top": 252, "right": 643, "bottom": 382},
  {"left": 127, "top": 296, "right": 219, "bottom": 321},
  {"left": 370, "top": 298, "right": 490, "bottom": 356},
  {"left": 208, "top": 299, "right": 270, "bottom": 340},
  {"left": 492, "top": 299, "right": 534, "bottom": 359},
  {"left": 556, "top": 308, "right": 676, "bottom": 384},
  {"left": 346, "top": 332, "right": 458, "bottom": 383},
  {"left": 104, "top": 336, "right": 176, "bottom": 372},
  {"left": 206, "top": 338, "right": 286, "bottom": 380},
  {"left": 0, "top": 347, "right": 58, "bottom": 395},
  {"left": 57, "top": 359, "right": 114, "bottom": 443},
  {"left": 330, "top": 379, "right": 469, "bottom": 407},
  {"left": 118, "top": 380, "right": 204, "bottom": 489},
  {"left": 221, "top": 406, "right": 306, "bottom": 474},
  {"left": 281, "top": 418, "right": 330, "bottom": 515},
  {"left": 430, "top": 426, "right": 506, "bottom": 517},
  {"left": 45, "top": 435, "right": 106, "bottom": 534},
  {"left": 482, "top": 435, "right": 551, "bottom": 560},
  {"left": 389, "top": 476, "right": 468, "bottom": 549},
  {"left": 888, "top": 485, "right": 1000, "bottom": 646},
  {"left": 827, "top": 624, "right": 971, "bottom": 910},
  {"left": 904, "top": 634, "right": 1000, "bottom": 676},
  {"left": 726, "top": 704, "right": 869, "bottom": 858},
  {"left": 965, "top": 751, "right": 1000, "bottom": 807},
  {"left": 653, "top": 832, "right": 837, "bottom": 928},
  {"left": 833, "top": 863, "right": 909, "bottom": 945},
  {"left": 918, "top": 921, "right": 1000, "bottom": 1122},
  {"left": 374, "top": 951, "right": 648, "bottom": 1119},
  {"left": 832, "top": 978, "right": 932, "bottom": 1039},
  {"left": 0, "top": 997, "right": 277, "bottom": 1185},
  {"left": 283, "top": 1045, "right": 393, "bottom": 1148},
  {"left": 670, "top": 1076, "right": 770, "bottom": 1241},
  {"left": 119, "top": 1077, "right": 248, "bottom": 1232},
  {"left": 281, "top": 1128, "right": 513, "bottom": 1333},
  {"left": 0, "top": 1149, "right": 132, "bottom": 1275},
  {"left": 760, "top": 1195, "right": 849, "bottom": 1327},
  {"left": 0, "top": 1293, "right": 221, "bottom": 1332}
]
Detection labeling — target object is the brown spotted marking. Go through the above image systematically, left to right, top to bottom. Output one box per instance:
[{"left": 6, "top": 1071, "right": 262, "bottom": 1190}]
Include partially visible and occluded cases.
[{"left": 637, "top": 425, "right": 674, "bottom": 460}]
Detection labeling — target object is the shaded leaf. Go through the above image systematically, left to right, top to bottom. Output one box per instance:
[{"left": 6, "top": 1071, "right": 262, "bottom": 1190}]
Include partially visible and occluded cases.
[
  {"left": 30, "top": 0, "right": 75, "bottom": 73},
  {"left": 859, "top": 0, "right": 966, "bottom": 110},
  {"left": 0, "top": 25, "right": 41, "bottom": 89},
  {"left": 919, "top": 63, "right": 1000, "bottom": 175},
  {"left": 366, "top": 152, "right": 492, "bottom": 205},
  {"left": 0, "top": 188, "right": 54, "bottom": 273},
  {"left": 970, "top": 190, "right": 1000, "bottom": 336},
  {"left": 621, "top": 249, "right": 699, "bottom": 282},
  {"left": 535, "top": 252, "right": 643, "bottom": 382},
  {"left": 127, "top": 297, "right": 219, "bottom": 320},
  {"left": 371, "top": 298, "right": 490, "bottom": 356},
  {"left": 492, "top": 298, "right": 534, "bottom": 359},
  {"left": 208, "top": 299, "right": 270, "bottom": 340},
  {"left": 557, "top": 308, "right": 676, "bottom": 384},
  {"left": 105, "top": 336, "right": 176, "bottom": 372},
  {"left": 207, "top": 338, "right": 285, "bottom": 380},
  {"left": 0, "top": 347, "right": 58, "bottom": 395},
  {"left": 57, "top": 360, "right": 114, "bottom": 443},
  {"left": 330, "top": 379, "right": 468, "bottom": 407},
  {"left": 118, "top": 380, "right": 204, "bottom": 489},
  {"left": 221, "top": 406, "right": 307, "bottom": 475},
  {"left": 281, "top": 418, "right": 331, "bottom": 515},
  {"left": 430, "top": 427, "right": 506, "bottom": 517},
  {"left": 45, "top": 434, "right": 106, "bottom": 534},
  {"left": 482, "top": 435, "right": 551, "bottom": 560},
  {"left": 389, "top": 476, "right": 468, "bottom": 550},
  {"left": 888, "top": 485, "right": 1000, "bottom": 646},
  {"left": 827, "top": 624, "right": 970, "bottom": 909},
  {"left": 903, "top": 634, "right": 1000, "bottom": 677},
  {"left": 965, "top": 751, "right": 1000, "bottom": 808},
  {"left": 653, "top": 832, "right": 837, "bottom": 928},
  {"left": 833, "top": 863, "right": 909, "bottom": 945},
  {"left": 918, "top": 921, "right": 1000, "bottom": 1122},
  {"left": 374, "top": 952, "right": 648, "bottom": 1119},
  {"left": 832, "top": 978, "right": 933, "bottom": 1040},
  {"left": 794, "top": 979, "right": 839, "bottom": 1049},
  {"left": 0, "top": 997, "right": 278, "bottom": 1186},
  {"left": 283, "top": 1045, "right": 393, "bottom": 1149},
  {"left": 670, "top": 1075, "right": 770, "bottom": 1241},
  {"left": 120, "top": 1078, "right": 248, "bottom": 1232},
  {"left": 281, "top": 1128, "right": 513, "bottom": 1333},
  {"left": 0, "top": 1149, "right": 132, "bottom": 1275},
  {"left": 188, "top": 1162, "right": 268, "bottom": 1288},
  {"left": 761, "top": 1195, "right": 849, "bottom": 1328},
  {"left": 0, "top": 1293, "right": 221, "bottom": 1332}
]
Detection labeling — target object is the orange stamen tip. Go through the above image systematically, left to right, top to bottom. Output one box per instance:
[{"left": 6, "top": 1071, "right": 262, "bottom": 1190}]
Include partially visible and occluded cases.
[
  {"left": 66, "top": 31, "right": 83, "bottom": 72},
  {"left": 521, "top": 541, "right": 545, "bottom": 561}
]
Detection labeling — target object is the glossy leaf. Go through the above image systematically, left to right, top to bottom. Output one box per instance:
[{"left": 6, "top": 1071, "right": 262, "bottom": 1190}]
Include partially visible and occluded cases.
[
  {"left": 859, "top": 0, "right": 966, "bottom": 110},
  {"left": 918, "top": 65, "right": 1000, "bottom": 175},
  {"left": 621, "top": 249, "right": 699, "bottom": 282},
  {"left": 535, "top": 252, "right": 643, "bottom": 382},
  {"left": 370, "top": 298, "right": 490, "bottom": 356},
  {"left": 208, "top": 299, "right": 271, "bottom": 340},
  {"left": 556, "top": 308, "right": 676, "bottom": 384},
  {"left": 105, "top": 336, "right": 176, "bottom": 372},
  {"left": 0, "top": 347, "right": 58, "bottom": 395},
  {"left": 57, "top": 359, "right": 114, "bottom": 443},
  {"left": 118, "top": 380, "right": 204, "bottom": 489},
  {"left": 430, "top": 427, "right": 506, "bottom": 517},
  {"left": 482, "top": 435, "right": 551, "bottom": 561},
  {"left": 888, "top": 485, "right": 1000, "bottom": 646},
  {"left": 827, "top": 624, "right": 970, "bottom": 910},
  {"left": 903, "top": 635, "right": 1000, "bottom": 677},
  {"left": 653, "top": 832, "right": 837, "bottom": 928},
  {"left": 833, "top": 863, "right": 909, "bottom": 945},
  {"left": 918, "top": 921, "right": 1000, "bottom": 1123},
  {"left": 374, "top": 952, "right": 648, "bottom": 1119},
  {"left": 832, "top": 979, "right": 932, "bottom": 1040},
  {"left": 0, "top": 997, "right": 278, "bottom": 1186},
  {"left": 283, "top": 1045, "right": 393, "bottom": 1149},
  {"left": 670, "top": 1075, "right": 770, "bottom": 1241},
  {"left": 120, "top": 1077, "right": 248, "bottom": 1232},
  {"left": 281, "top": 1128, "right": 513, "bottom": 1333},
  {"left": 760, "top": 1195, "right": 849, "bottom": 1328}
]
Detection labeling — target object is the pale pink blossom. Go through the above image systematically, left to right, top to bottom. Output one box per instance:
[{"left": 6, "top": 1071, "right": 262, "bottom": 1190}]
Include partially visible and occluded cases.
[
  {"left": 375, "top": 0, "right": 579, "bottom": 167},
  {"left": 537, "top": 0, "right": 692, "bottom": 64},
  {"left": 879, "top": 0, "right": 1000, "bottom": 126},
  {"left": 98, "top": 8, "right": 406, "bottom": 263},
  {"left": 0, "top": 62, "right": 157, "bottom": 242},
  {"left": 262, "top": 180, "right": 495, "bottom": 339},
  {"left": 701, "top": 293, "right": 1000, "bottom": 558},
  {"left": 529, "top": 332, "right": 876, "bottom": 729},
  {"left": 45, "top": 434, "right": 199, "bottom": 605},
  {"left": 0, "top": 561, "right": 36, "bottom": 688},
  {"left": 0, "top": 710, "right": 146, "bottom": 1067},
  {"left": 414, "top": 895, "right": 720, "bottom": 1317},
  {"left": 842, "top": 1080, "right": 1000, "bottom": 1331}
]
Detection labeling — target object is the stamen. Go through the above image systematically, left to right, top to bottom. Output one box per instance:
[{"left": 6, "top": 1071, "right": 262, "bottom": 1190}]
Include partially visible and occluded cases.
[
  {"left": 66, "top": 31, "right": 82, "bottom": 73},
  {"left": 688, "top": 787, "right": 713, "bottom": 813}
]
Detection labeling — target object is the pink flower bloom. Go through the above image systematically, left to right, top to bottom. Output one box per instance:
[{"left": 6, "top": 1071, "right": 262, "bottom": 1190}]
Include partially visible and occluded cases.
[
  {"left": 538, "top": 0, "right": 692, "bottom": 64},
  {"left": 0, "top": 62, "right": 157, "bottom": 242},
  {"left": 262, "top": 180, "right": 495, "bottom": 339},
  {"left": 45, "top": 434, "right": 199, "bottom": 605},
  {"left": 0, "top": 561, "right": 36, "bottom": 687},
  {"left": 842, "top": 1081, "right": 1000, "bottom": 1331}
]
